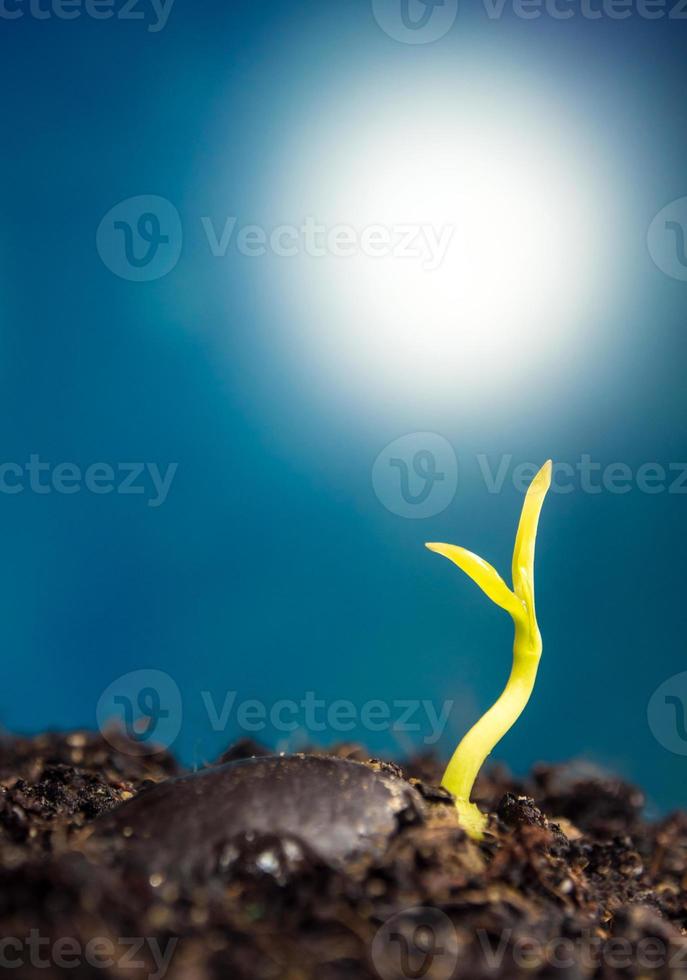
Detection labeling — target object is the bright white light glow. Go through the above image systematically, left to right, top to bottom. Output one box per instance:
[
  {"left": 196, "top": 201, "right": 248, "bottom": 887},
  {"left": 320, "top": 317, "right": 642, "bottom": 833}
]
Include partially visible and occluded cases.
[{"left": 260, "top": 66, "right": 614, "bottom": 410}]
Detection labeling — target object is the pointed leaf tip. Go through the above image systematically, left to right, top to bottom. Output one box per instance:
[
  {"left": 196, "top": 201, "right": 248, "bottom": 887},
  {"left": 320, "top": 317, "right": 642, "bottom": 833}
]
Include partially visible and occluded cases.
[
  {"left": 511, "top": 459, "right": 552, "bottom": 607},
  {"left": 531, "top": 459, "right": 553, "bottom": 493}
]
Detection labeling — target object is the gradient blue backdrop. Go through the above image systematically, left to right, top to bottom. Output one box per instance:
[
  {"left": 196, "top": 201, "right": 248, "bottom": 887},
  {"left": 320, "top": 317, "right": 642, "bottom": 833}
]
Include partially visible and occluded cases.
[{"left": 1, "top": 0, "right": 686, "bottom": 813}]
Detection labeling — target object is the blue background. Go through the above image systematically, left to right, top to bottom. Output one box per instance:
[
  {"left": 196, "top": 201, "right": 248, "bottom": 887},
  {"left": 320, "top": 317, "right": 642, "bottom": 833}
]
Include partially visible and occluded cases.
[{"left": 1, "top": 0, "right": 686, "bottom": 813}]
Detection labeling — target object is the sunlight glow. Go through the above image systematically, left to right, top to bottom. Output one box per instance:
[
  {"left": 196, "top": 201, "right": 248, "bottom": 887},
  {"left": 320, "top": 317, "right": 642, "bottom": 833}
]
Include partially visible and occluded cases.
[{"left": 262, "top": 68, "right": 613, "bottom": 409}]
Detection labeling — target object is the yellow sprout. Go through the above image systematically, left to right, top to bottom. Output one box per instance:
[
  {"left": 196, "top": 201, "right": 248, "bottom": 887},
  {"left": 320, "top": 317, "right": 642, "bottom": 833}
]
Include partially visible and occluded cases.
[{"left": 426, "top": 459, "right": 552, "bottom": 839}]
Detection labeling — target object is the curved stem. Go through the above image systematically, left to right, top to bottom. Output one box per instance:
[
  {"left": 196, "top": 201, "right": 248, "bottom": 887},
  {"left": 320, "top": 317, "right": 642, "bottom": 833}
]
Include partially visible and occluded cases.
[{"left": 441, "top": 618, "right": 542, "bottom": 835}]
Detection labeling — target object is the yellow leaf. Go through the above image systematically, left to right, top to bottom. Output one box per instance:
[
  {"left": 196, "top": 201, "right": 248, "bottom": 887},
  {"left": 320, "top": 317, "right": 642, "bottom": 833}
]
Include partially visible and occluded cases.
[
  {"left": 511, "top": 459, "right": 552, "bottom": 609},
  {"left": 425, "top": 542, "right": 523, "bottom": 620}
]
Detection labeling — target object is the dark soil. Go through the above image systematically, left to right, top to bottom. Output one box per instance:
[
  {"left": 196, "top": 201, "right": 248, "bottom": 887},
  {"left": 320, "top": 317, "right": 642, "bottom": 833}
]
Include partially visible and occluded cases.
[{"left": 1, "top": 730, "right": 686, "bottom": 979}]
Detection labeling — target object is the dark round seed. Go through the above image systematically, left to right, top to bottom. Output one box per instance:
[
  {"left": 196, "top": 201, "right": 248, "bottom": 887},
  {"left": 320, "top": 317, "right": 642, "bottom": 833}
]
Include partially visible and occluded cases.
[{"left": 84, "top": 754, "right": 425, "bottom": 881}]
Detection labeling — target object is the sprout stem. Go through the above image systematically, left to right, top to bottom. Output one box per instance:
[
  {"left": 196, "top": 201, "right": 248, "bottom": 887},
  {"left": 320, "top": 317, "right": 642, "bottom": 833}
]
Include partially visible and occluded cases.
[{"left": 426, "top": 460, "right": 552, "bottom": 839}]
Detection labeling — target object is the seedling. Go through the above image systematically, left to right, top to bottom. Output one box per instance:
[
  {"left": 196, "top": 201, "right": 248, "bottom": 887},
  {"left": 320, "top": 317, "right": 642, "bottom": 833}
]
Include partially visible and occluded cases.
[{"left": 426, "top": 460, "right": 552, "bottom": 839}]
